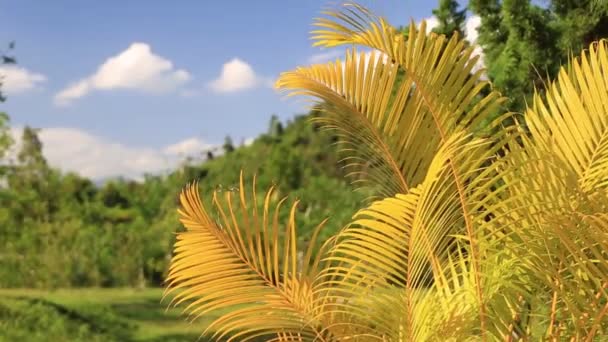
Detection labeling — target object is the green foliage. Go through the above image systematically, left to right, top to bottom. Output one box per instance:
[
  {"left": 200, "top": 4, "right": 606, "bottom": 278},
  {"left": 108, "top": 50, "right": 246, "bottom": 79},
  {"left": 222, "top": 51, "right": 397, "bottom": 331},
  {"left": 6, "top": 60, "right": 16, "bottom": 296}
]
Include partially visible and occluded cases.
[
  {"left": 431, "top": 0, "right": 466, "bottom": 38},
  {"left": 470, "top": 0, "right": 608, "bottom": 113},
  {"left": 470, "top": 0, "right": 560, "bottom": 113},
  {"left": 0, "top": 41, "right": 17, "bottom": 102},
  {"left": 0, "top": 110, "right": 360, "bottom": 289},
  {"left": 0, "top": 112, "right": 12, "bottom": 162},
  {"left": 268, "top": 114, "right": 284, "bottom": 138},
  {"left": 222, "top": 136, "right": 235, "bottom": 154},
  {"left": 0, "top": 288, "right": 251, "bottom": 342},
  {"left": 0, "top": 296, "right": 133, "bottom": 342}
]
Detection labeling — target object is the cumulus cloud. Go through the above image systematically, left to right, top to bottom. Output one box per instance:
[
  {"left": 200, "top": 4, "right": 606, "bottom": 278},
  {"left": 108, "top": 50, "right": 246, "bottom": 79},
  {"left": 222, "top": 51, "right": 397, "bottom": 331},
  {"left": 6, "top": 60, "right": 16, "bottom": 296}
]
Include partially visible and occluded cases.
[
  {"left": 54, "top": 42, "right": 191, "bottom": 105},
  {"left": 208, "top": 58, "right": 269, "bottom": 93},
  {"left": 0, "top": 66, "right": 46, "bottom": 95},
  {"left": 8, "top": 127, "right": 217, "bottom": 180}
]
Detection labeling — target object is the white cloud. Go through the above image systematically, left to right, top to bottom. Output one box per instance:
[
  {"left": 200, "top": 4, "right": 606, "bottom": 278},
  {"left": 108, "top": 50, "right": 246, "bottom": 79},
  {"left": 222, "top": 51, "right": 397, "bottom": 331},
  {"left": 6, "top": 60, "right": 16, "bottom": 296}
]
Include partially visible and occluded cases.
[
  {"left": 417, "top": 15, "right": 481, "bottom": 43},
  {"left": 464, "top": 15, "right": 485, "bottom": 75},
  {"left": 465, "top": 15, "right": 481, "bottom": 43},
  {"left": 420, "top": 16, "right": 440, "bottom": 34},
  {"left": 54, "top": 42, "right": 191, "bottom": 105},
  {"left": 308, "top": 50, "right": 344, "bottom": 64},
  {"left": 208, "top": 58, "right": 269, "bottom": 93},
  {"left": 0, "top": 66, "right": 46, "bottom": 95},
  {"left": 55, "top": 80, "right": 90, "bottom": 103},
  {"left": 8, "top": 127, "right": 216, "bottom": 180},
  {"left": 163, "top": 137, "right": 212, "bottom": 156},
  {"left": 243, "top": 137, "right": 255, "bottom": 146}
]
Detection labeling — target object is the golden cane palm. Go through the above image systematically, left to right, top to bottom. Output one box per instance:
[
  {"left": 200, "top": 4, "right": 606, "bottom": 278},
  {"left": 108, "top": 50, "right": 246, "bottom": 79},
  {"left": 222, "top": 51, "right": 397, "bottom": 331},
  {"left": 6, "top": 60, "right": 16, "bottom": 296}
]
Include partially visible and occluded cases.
[{"left": 163, "top": 2, "right": 608, "bottom": 340}]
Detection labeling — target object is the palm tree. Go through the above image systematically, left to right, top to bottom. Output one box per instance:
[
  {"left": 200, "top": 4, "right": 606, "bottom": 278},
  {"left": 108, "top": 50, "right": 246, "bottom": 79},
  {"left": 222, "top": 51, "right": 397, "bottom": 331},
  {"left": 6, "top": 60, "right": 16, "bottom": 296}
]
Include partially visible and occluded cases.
[{"left": 163, "top": 2, "right": 608, "bottom": 340}]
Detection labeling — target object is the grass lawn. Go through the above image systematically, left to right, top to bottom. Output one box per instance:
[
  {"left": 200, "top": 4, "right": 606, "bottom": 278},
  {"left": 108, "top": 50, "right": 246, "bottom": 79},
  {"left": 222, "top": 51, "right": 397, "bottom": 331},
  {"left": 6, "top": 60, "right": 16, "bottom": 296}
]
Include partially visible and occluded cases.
[{"left": 0, "top": 287, "right": 227, "bottom": 341}]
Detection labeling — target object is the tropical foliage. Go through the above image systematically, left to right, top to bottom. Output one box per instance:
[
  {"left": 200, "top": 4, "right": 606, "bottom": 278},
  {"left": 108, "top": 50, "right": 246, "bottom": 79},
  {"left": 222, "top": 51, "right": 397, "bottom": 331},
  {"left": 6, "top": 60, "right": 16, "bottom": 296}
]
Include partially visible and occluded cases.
[{"left": 164, "top": 2, "right": 608, "bottom": 341}]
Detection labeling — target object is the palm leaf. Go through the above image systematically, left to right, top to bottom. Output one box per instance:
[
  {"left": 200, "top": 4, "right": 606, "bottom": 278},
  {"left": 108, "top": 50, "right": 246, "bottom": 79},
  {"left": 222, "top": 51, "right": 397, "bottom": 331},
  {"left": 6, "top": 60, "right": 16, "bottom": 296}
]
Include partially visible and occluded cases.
[
  {"left": 277, "top": 4, "right": 515, "bottom": 338},
  {"left": 277, "top": 7, "right": 505, "bottom": 200},
  {"left": 499, "top": 40, "right": 608, "bottom": 338},
  {"left": 526, "top": 40, "right": 608, "bottom": 193},
  {"left": 312, "top": 133, "right": 523, "bottom": 340},
  {"left": 163, "top": 171, "right": 331, "bottom": 341}
]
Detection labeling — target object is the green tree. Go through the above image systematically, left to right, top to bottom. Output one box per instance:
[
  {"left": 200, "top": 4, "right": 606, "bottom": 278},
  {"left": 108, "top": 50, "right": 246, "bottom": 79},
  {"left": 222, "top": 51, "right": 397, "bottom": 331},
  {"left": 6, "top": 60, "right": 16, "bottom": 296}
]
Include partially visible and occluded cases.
[
  {"left": 431, "top": 0, "right": 466, "bottom": 38},
  {"left": 469, "top": 0, "right": 561, "bottom": 113},
  {"left": 469, "top": 0, "right": 608, "bottom": 114},
  {"left": 550, "top": 0, "right": 608, "bottom": 55},
  {"left": 0, "top": 41, "right": 16, "bottom": 102},
  {"left": 0, "top": 42, "right": 16, "bottom": 162},
  {"left": 0, "top": 113, "right": 12, "bottom": 162},
  {"left": 268, "top": 114, "right": 284, "bottom": 138},
  {"left": 8, "top": 126, "right": 54, "bottom": 221},
  {"left": 17, "top": 127, "right": 46, "bottom": 167},
  {"left": 222, "top": 135, "right": 235, "bottom": 154}
]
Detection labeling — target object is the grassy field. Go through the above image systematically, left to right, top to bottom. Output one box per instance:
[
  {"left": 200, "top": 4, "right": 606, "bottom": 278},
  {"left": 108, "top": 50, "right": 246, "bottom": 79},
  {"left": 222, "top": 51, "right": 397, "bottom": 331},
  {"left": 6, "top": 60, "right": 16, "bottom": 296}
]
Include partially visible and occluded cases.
[{"left": 0, "top": 288, "right": 230, "bottom": 342}]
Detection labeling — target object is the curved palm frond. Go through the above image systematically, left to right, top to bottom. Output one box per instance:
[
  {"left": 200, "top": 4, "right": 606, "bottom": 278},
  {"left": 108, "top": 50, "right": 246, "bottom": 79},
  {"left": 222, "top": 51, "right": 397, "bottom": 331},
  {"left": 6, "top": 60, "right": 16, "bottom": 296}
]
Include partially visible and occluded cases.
[
  {"left": 310, "top": 2, "right": 506, "bottom": 135},
  {"left": 277, "top": 3, "right": 506, "bottom": 200},
  {"left": 277, "top": 4, "right": 518, "bottom": 339},
  {"left": 499, "top": 40, "right": 608, "bottom": 338},
  {"left": 526, "top": 40, "right": 608, "bottom": 193},
  {"left": 312, "top": 133, "right": 523, "bottom": 340},
  {"left": 163, "top": 171, "right": 331, "bottom": 341}
]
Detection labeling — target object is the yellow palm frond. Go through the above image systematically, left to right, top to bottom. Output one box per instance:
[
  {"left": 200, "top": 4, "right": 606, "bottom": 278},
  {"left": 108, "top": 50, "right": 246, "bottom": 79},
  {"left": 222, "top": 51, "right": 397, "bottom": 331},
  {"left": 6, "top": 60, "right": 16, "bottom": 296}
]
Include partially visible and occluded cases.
[
  {"left": 277, "top": 3, "right": 505, "bottom": 201},
  {"left": 277, "top": 5, "right": 517, "bottom": 336},
  {"left": 499, "top": 40, "right": 608, "bottom": 338},
  {"left": 526, "top": 40, "right": 608, "bottom": 193},
  {"left": 313, "top": 133, "right": 519, "bottom": 340},
  {"left": 164, "top": 171, "right": 331, "bottom": 341}
]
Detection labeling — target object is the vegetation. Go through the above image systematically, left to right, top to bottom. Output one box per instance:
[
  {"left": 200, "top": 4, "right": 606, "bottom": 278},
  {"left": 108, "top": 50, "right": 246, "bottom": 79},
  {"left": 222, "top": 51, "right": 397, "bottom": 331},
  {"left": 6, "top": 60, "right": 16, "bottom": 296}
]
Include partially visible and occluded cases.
[
  {"left": 1, "top": 0, "right": 608, "bottom": 341},
  {"left": 431, "top": 0, "right": 466, "bottom": 38},
  {"left": 470, "top": 0, "right": 608, "bottom": 113},
  {"left": 164, "top": 2, "right": 608, "bottom": 341},
  {"left": 0, "top": 112, "right": 364, "bottom": 288},
  {"left": 0, "top": 288, "right": 239, "bottom": 341}
]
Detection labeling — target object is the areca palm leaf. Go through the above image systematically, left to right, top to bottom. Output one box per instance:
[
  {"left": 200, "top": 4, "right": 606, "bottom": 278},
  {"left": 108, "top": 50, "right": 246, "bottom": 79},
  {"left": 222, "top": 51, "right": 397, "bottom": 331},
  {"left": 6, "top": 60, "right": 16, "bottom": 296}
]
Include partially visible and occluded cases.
[
  {"left": 310, "top": 2, "right": 506, "bottom": 134},
  {"left": 276, "top": 4, "right": 506, "bottom": 201},
  {"left": 276, "top": 11, "right": 514, "bottom": 335},
  {"left": 498, "top": 40, "right": 608, "bottom": 338},
  {"left": 526, "top": 40, "right": 608, "bottom": 193},
  {"left": 313, "top": 134, "right": 522, "bottom": 340},
  {"left": 164, "top": 172, "right": 331, "bottom": 341},
  {"left": 501, "top": 196, "right": 608, "bottom": 338}
]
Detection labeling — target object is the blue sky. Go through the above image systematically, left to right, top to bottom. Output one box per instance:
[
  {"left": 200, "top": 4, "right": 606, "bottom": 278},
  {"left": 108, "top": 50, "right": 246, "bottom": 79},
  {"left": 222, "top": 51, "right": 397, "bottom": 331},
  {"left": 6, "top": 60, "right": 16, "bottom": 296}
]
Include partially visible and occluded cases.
[{"left": 0, "top": 0, "right": 475, "bottom": 180}]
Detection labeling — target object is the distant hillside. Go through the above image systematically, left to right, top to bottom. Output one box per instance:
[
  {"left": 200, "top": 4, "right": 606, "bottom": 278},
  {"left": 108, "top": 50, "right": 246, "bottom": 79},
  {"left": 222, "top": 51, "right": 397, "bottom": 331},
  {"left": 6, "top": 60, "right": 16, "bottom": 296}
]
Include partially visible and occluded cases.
[{"left": 0, "top": 109, "right": 369, "bottom": 288}]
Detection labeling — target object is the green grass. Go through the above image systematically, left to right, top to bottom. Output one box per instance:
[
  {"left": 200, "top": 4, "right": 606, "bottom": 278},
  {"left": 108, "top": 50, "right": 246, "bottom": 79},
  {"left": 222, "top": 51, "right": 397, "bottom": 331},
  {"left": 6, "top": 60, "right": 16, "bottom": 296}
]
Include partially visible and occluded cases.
[{"left": 0, "top": 288, "right": 231, "bottom": 342}]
